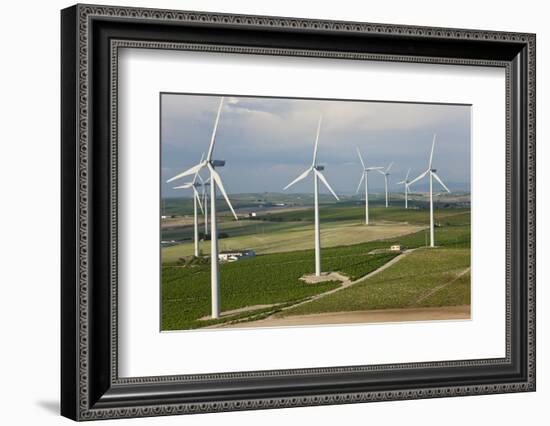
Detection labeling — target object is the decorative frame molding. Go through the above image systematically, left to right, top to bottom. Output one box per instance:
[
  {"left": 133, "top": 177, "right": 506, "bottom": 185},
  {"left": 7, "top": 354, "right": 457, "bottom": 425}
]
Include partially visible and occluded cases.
[{"left": 61, "top": 4, "right": 535, "bottom": 421}]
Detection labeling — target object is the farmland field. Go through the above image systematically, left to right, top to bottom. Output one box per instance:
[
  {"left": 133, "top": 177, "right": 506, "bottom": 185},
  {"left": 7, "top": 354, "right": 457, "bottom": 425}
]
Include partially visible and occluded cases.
[
  {"left": 161, "top": 204, "right": 469, "bottom": 263},
  {"left": 161, "top": 205, "right": 470, "bottom": 330},
  {"left": 259, "top": 205, "right": 468, "bottom": 224},
  {"left": 162, "top": 221, "right": 423, "bottom": 262},
  {"left": 276, "top": 247, "right": 470, "bottom": 317},
  {"left": 162, "top": 249, "right": 396, "bottom": 330}
]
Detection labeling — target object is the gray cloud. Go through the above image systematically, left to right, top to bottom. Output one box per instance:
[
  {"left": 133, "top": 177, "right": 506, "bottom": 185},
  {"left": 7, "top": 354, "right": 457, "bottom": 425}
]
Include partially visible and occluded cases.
[{"left": 161, "top": 94, "right": 470, "bottom": 197}]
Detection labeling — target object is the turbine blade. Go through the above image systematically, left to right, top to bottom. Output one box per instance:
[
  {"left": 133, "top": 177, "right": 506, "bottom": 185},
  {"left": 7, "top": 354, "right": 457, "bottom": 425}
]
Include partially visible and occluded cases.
[
  {"left": 206, "top": 97, "right": 224, "bottom": 161},
  {"left": 312, "top": 115, "right": 322, "bottom": 166},
  {"left": 429, "top": 134, "right": 436, "bottom": 168},
  {"left": 356, "top": 147, "right": 365, "bottom": 169},
  {"left": 192, "top": 153, "right": 205, "bottom": 184},
  {"left": 166, "top": 162, "right": 205, "bottom": 183},
  {"left": 386, "top": 162, "right": 394, "bottom": 173},
  {"left": 208, "top": 164, "right": 238, "bottom": 221},
  {"left": 284, "top": 167, "right": 312, "bottom": 190},
  {"left": 366, "top": 167, "right": 384, "bottom": 171},
  {"left": 406, "top": 168, "right": 411, "bottom": 180},
  {"left": 315, "top": 169, "right": 339, "bottom": 201},
  {"left": 375, "top": 169, "right": 386, "bottom": 176},
  {"left": 408, "top": 169, "right": 429, "bottom": 187},
  {"left": 431, "top": 171, "right": 451, "bottom": 193},
  {"left": 356, "top": 172, "right": 365, "bottom": 194},
  {"left": 396, "top": 180, "right": 406, "bottom": 185},
  {"left": 173, "top": 182, "right": 194, "bottom": 189},
  {"left": 193, "top": 187, "right": 204, "bottom": 213}
]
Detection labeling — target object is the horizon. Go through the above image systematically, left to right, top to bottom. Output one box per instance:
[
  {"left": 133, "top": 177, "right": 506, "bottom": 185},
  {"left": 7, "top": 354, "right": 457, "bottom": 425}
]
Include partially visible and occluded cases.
[{"left": 161, "top": 189, "right": 472, "bottom": 200}]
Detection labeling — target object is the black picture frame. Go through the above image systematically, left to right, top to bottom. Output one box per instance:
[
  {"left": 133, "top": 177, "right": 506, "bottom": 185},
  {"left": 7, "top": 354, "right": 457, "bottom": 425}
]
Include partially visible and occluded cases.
[{"left": 61, "top": 4, "right": 536, "bottom": 421}]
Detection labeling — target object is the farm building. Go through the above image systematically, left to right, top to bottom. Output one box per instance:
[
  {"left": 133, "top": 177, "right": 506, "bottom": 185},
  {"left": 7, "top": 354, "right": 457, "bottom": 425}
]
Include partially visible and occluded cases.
[
  {"left": 390, "top": 245, "right": 402, "bottom": 252},
  {"left": 218, "top": 250, "right": 256, "bottom": 262}
]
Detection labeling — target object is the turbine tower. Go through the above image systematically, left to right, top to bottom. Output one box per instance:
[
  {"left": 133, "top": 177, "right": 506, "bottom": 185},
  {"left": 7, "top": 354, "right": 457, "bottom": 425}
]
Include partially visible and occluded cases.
[
  {"left": 166, "top": 97, "right": 238, "bottom": 319},
  {"left": 284, "top": 115, "right": 339, "bottom": 276},
  {"left": 408, "top": 134, "right": 451, "bottom": 247},
  {"left": 355, "top": 148, "right": 383, "bottom": 225},
  {"left": 172, "top": 154, "right": 204, "bottom": 257},
  {"left": 377, "top": 162, "right": 394, "bottom": 208},
  {"left": 397, "top": 168, "right": 412, "bottom": 209},
  {"left": 201, "top": 176, "right": 211, "bottom": 236}
]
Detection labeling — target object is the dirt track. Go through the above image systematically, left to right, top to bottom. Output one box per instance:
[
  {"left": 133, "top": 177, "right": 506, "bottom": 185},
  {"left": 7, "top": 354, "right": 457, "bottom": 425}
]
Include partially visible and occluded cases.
[{"left": 221, "top": 305, "right": 470, "bottom": 328}]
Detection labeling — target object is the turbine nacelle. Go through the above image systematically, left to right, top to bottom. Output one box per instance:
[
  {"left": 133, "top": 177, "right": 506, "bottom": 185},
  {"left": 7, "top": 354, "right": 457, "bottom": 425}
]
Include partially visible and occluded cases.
[
  {"left": 210, "top": 159, "right": 226, "bottom": 167},
  {"left": 377, "top": 162, "right": 394, "bottom": 177},
  {"left": 315, "top": 165, "right": 325, "bottom": 171}
]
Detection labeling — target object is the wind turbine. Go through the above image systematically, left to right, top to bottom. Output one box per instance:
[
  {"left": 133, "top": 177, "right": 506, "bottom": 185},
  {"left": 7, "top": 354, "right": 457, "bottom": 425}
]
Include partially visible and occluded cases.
[
  {"left": 166, "top": 97, "right": 238, "bottom": 319},
  {"left": 284, "top": 115, "right": 339, "bottom": 276},
  {"left": 408, "top": 134, "right": 451, "bottom": 247},
  {"left": 355, "top": 148, "right": 383, "bottom": 225},
  {"left": 172, "top": 154, "right": 204, "bottom": 257},
  {"left": 377, "top": 162, "right": 394, "bottom": 208},
  {"left": 397, "top": 168, "right": 412, "bottom": 209}
]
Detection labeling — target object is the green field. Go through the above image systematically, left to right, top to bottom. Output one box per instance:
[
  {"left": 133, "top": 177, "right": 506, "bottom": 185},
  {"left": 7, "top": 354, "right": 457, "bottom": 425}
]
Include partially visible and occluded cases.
[
  {"left": 161, "top": 204, "right": 471, "bottom": 330},
  {"left": 259, "top": 205, "right": 468, "bottom": 224},
  {"left": 161, "top": 206, "right": 469, "bottom": 263},
  {"left": 162, "top": 221, "right": 424, "bottom": 262},
  {"left": 278, "top": 247, "right": 470, "bottom": 317},
  {"left": 162, "top": 249, "right": 396, "bottom": 330}
]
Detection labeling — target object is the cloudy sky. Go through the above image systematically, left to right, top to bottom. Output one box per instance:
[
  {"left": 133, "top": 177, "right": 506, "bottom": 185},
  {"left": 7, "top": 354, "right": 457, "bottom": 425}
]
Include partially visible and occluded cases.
[{"left": 161, "top": 94, "right": 471, "bottom": 198}]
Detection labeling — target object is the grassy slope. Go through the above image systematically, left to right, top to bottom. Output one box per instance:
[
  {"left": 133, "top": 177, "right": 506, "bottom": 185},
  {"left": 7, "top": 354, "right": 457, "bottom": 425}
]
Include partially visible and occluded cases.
[
  {"left": 279, "top": 248, "right": 470, "bottom": 317},
  {"left": 419, "top": 271, "right": 471, "bottom": 308}
]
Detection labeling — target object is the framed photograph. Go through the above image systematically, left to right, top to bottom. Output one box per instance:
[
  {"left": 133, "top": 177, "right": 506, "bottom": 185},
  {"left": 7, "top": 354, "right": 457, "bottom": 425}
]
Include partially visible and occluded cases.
[{"left": 61, "top": 4, "right": 536, "bottom": 421}]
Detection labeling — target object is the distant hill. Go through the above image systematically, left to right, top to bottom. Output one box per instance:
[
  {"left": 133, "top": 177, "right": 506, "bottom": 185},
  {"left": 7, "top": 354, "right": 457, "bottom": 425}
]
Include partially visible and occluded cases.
[{"left": 161, "top": 191, "right": 470, "bottom": 217}]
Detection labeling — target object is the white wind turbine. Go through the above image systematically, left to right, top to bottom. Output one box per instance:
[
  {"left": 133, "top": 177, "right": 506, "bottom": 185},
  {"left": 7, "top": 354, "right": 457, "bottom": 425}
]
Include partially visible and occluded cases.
[
  {"left": 166, "top": 97, "right": 238, "bottom": 319},
  {"left": 284, "top": 115, "right": 339, "bottom": 276},
  {"left": 408, "top": 134, "right": 451, "bottom": 247},
  {"left": 355, "top": 148, "right": 383, "bottom": 225},
  {"left": 172, "top": 153, "right": 204, "bottom": 257},
  {"left": 377, "top": 162, "right": 394, "bottom": 208},
  {"left": 396, "top": 168, "right": 412, "bottom": 209}
]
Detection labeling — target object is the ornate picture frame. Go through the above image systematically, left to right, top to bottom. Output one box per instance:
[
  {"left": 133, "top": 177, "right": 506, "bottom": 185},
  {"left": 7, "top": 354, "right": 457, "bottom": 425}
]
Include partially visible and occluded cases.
[{"left": 61, "top": 4, "right": 535, "bottom": 421}]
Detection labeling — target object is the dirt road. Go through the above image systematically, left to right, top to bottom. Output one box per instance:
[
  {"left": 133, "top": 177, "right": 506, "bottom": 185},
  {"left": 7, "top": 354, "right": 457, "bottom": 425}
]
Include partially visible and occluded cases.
[{"left": 222, "top": 305, "right": 470, "bottom": 328}]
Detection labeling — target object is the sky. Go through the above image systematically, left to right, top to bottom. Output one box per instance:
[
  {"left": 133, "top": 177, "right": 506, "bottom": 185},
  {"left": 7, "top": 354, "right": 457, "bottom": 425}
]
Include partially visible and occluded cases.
[{"left": 161, "top": 94, "right": 471, "bottom": 198}]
